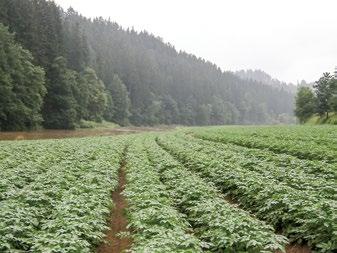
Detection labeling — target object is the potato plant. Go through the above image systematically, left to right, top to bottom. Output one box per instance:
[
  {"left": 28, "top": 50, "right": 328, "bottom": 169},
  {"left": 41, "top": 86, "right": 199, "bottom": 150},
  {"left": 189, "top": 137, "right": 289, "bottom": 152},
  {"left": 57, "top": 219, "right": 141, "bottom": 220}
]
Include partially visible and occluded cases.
[
  {"left": 1, "top": 125, "right": 336, "bottom": 253},
  {"left": 192, "top": 126, "right": 337, "bottom": 163},
  {"left": 157, "top": 133, "right": 337, "bottom": 252},
  {"left": 177, "top": 134, "right": 337, "bottom": 199},
  {"left": 0, "top": 137, "right": 126, "bottom": 252},
  {"left": 124, "top": 137, "right": 202, "bottom": 252},
  {"left": 144, "top": 137, "right": 287, "bottom": 252}
]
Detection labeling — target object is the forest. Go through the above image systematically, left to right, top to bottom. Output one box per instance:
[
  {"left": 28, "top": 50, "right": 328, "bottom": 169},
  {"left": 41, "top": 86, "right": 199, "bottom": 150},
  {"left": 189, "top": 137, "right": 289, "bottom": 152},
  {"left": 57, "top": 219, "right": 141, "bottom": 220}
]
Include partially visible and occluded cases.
[{"left": 0, "top": 0, "right": 295, "bottom": 130}]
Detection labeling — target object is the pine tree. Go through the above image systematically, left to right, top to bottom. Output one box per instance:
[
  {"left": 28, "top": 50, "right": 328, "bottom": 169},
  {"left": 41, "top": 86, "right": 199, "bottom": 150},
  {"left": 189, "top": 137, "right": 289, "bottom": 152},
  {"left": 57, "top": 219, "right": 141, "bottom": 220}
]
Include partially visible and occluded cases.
[
  {"left": 64, "top": 8, "right": 89, "bottom": 71},
  {"left": 42, "top": 57, "right": 78, "bottom": 129},
  {"left": 314, "top": 73, "right": 332, "bottom": 119},
  {"left": 105, "top": 74, "right": 130, "bottom": 126}
]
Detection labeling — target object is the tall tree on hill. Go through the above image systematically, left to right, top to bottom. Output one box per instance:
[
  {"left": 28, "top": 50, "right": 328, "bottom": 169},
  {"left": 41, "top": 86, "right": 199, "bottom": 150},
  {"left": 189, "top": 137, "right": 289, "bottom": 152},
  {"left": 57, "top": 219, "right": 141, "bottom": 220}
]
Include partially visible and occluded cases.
[
  {"left": 0, "top": 0, "right": 64, "bottom": 70},
  {"left": 63, "top": 8, "right": 89, "bottom": 72},
  {"left": 0, "top": 23, "right": 46, "bottom": 131},
  {"left": 43, "top": 57, "right": 78, "bottom": 129},
  {"left": 81, "top": 68, "right": 107, "bottom": 122},
  {"left": 314, "top": 73, "right": 333, "bottom": 119},
  {"left": 105, "top": 74, "right": 131, "bottom": 126},
  {"left": 328, "top": 78, "right": 337, "bottom": 113},
  {"left": 294, "top": 87, "right": 316, "bottom": 123},
  {"left": 160, "top": 95, "right": 179, "bottom": 124}
]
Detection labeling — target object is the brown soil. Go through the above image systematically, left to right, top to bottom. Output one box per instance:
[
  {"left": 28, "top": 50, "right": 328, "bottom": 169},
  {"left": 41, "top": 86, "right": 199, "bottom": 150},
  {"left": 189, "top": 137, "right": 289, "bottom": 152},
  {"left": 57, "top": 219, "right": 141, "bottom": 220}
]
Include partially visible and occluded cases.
[
  {"left": 0, "top": 126, "right": 172, "bottom": 141},
  {"left": 96, "top": 167, "right": 131, "bottom": 253},
  {"left": 274, "top": 244, "right": 312, "bottom": 253},
  {"left": 284, "top": 244, "right": 312, "bottom": 253}
]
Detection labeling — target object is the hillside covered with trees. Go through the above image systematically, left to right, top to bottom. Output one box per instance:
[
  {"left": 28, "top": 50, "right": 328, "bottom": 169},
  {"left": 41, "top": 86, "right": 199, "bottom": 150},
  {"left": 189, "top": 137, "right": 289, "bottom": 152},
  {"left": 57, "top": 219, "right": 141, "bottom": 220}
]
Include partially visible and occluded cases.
[
  {"left": 0, "top": 0, "right": 295, "bottom": 130},
  {"left": 235, "top": 69, "right": 298, "bottom": 94}
]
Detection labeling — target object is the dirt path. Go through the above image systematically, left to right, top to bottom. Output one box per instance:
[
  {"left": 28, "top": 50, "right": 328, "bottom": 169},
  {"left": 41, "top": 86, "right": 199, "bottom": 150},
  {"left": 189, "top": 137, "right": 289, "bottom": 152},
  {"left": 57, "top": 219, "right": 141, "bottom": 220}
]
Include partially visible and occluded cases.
[
  {"left": 0, "top": 126, "right": 173, "bottom": 141},
  {"left": 96, "top": 167, "right": 131, "bottom": 253},
  {"left": 284, "top": 244, "right": 311, "bottom": 253}
]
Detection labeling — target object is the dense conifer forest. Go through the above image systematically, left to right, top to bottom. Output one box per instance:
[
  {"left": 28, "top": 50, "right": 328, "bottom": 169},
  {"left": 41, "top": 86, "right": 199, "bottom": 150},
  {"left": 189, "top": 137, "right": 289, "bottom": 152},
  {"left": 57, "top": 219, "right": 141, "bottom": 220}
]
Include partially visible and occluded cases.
[{"left": 0, "top": 0, "right": 295, "bottom": 130}]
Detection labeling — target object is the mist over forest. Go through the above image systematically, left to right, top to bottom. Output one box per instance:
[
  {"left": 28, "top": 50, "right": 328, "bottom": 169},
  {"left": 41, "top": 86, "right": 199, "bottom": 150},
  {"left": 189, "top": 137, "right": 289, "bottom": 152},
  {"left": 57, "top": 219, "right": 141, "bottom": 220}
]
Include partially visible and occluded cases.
[{"left": 0, "top": 0, "right": 297, "bottom": 130}]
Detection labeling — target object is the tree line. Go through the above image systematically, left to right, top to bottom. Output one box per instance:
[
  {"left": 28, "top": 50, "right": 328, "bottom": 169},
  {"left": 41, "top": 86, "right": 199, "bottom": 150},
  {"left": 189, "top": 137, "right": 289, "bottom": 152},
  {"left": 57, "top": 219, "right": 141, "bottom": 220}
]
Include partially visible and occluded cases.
[
  {"left": 0, "top": 0, "right": 295, "bottom": 131},
  {"left": 235, "top": 69, "right": 297, "bottom": 94},
  {"left": 295, "top": 73, "right": 337, "bottom": 123}
]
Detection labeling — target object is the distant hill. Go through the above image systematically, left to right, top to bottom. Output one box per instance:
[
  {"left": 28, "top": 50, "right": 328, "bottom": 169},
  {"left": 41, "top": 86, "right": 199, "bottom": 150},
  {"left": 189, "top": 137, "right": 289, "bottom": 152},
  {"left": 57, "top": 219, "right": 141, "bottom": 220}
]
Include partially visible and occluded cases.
[
  {"left": 0, "top": 0, "right": 296, "bottom": 130},
  {"left": 62, "top": 11, "right": 296, "bottom": 125},
  {"left": 235, "top": 69, "right": 297, "bottom": 93}
]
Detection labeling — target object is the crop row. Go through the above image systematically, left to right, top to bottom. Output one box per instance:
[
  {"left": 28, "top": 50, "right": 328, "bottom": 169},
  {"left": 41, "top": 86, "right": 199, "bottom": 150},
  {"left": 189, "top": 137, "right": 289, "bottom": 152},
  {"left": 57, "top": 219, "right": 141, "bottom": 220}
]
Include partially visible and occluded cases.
[
  {"left": 195, "top": 126, "right": 337, "bottom": 147},
  {"left": 191, "top": 127, "right": 337, "bottom": 163},
  {"left": 183, "top": 132, "right": 337, "bottom": 181},
  {"left": 177, "top": 133, "right": 337, "bottom": 198},
  {"left": 157, "top": 134, "right": 337, "bottom": 252},
  {"left": 124, "top": 136, "right": 202, "bottom": 252},
  {"left": 143, "top": 136, "right": 287, "bottom": 252},
  {"left": 0, "top": 137, "right": 125, "bottom": 253},
  {"left": 0, "top": 140, "right": 83, "bottom": 201}
]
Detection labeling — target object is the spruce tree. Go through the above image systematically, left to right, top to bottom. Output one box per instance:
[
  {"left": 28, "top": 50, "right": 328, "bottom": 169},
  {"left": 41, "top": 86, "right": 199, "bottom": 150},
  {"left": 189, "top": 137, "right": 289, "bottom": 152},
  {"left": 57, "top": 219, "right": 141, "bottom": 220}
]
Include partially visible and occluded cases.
[
  {"left": 42, "top": 57, "right": 78, "bottom": 129},
  {"left": 314, "top": 73, "right": 332, "bottom": 119},
  {"left": 105, "top": 74, "right": 130, "bottom": 126}
]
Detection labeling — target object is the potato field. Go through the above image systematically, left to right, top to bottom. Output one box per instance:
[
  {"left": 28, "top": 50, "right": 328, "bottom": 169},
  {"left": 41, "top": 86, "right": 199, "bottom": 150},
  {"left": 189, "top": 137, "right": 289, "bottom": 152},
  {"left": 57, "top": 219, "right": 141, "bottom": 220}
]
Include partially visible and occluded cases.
[{"left": 0, "top": 126, "right": 336, "bottom": 253}]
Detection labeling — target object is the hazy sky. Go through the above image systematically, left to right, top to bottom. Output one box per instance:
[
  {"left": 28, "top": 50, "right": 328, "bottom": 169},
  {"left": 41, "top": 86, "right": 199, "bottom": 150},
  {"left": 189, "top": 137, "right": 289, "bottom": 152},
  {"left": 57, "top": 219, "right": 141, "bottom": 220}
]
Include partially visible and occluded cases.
[{"left": 55, "top": 0, "right": 337, "bottom": 84}]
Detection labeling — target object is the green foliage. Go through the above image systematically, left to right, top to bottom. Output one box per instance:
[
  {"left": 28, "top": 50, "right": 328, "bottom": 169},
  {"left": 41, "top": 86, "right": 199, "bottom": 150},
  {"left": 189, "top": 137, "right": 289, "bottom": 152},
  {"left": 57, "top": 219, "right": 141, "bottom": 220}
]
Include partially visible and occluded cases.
[
  {"left": 0, "top": 0, "right": 64, "bottom": 70},
  {"left": 1, "top": 0, "right": 296, "bottom": 128},
  {"left": 63, "top": 8, "right": 89, "bottom": 72},
  {"left": 63, "top": 10, "right": 295, "bottom": 126},
  {"left": 0, "top": 23, "right": 46, "bottom": 131},
  {"left": 42, "top": 57, "right": 78, "bottom": 129},
  {"left": 81, "top": 68, "right": 108, "bottom": 123},
  {"left": 296, "top": 73, "right": 337, "bottom": 124},
  {"left": 314, "top": 73, "right": 333, "bottom": 118},
  {"left": 105, "top": 74, "right": 130, "bottom": 126},
  {"left": 329, "top": 78, "right": 337, "bottom": 112},
  {"left": 294, "top": 87, "right": 316, "bottom": 123},
  {"left": 160, "top": 95, "right": 179, "bottom": 124},
  {"left": 306, "top": 113, "right": 337, "bottom": 125},
  {"left": 78, "top": 120, "right": 119, "bottom": 129},
  {"left": 1, "top": 126, "right": 337, "bottom": 252},
  {"left": 159, "top": 126, "right": 337, "bottom": 252},
  {"left": 192, "top": 126, "right": 337, "bottom": 163},
  {"left": 0, "top": 136, "right": 126, "bottom": 252},
  {"left": 144, "top": 137, "right": 287, "bottom": 252},
  {"left": 124, "top": 138, "right": 203, "bottom": 252}
]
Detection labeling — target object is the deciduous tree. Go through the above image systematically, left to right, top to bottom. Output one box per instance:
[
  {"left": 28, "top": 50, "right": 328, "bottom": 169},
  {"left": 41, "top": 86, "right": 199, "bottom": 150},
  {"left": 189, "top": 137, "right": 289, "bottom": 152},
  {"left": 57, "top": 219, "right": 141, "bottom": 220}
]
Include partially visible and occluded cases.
[
  {"left": 0, "top": 24, "right": 46, "bottom": 131},
  {"left": 294, "top": 87, "right": 316, "bottom": 123}
]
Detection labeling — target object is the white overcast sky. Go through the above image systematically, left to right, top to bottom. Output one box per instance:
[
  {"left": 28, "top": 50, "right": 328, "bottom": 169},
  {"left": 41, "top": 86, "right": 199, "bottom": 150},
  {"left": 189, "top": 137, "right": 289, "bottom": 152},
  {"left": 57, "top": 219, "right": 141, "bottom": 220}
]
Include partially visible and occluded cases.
[{"left": 55, "top": 0, "right": 337, "bottom": 84}]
